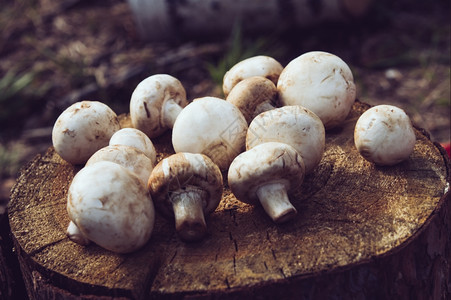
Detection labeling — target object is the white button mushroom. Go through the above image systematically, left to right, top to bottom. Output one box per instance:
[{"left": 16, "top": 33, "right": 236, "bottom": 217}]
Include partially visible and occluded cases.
[
  {"left": 277, "top": 51, "right": 356, "bottom": 129},
  {"left": 223, "top": 55, "right": 283, "bottom": 97},
  {"left": 130, "top": 74, "right": 188, "bottom": 138},
  {"left": 226, "top": 76, "right": 278, "bottom": 124},
  {"left": 172, "top": 96, "right": 248, "bottom": 170},
  {"left": 52, "top": 100, "right": 121, "bottom": 165},
  {"left": 354, "top": 104, "right": 416, "bottom": 166},
  {"left": 247, "top": 105, "right": 325, "bottom": 174},
  {"left": 109, "top": 127, "right": 157, "bottom": 166},
  {"left": 228, "top": 142, "right": 305, "bottom": 223},
  {"left": 86, "top": 145, "right": 154, "bottom": 185},
  {"left": 148, "top": 153, "right": 223, "bottom": 242},
  {"left": 66, "top": 161, "right": 155, "bottom": 253}
]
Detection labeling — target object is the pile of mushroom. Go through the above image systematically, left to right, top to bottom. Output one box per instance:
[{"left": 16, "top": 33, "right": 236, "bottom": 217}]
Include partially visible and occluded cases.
[
  {"left": 51, "top": 50, "right": 418, "bottom": 251},
  {"left": 51, "top": 100, "right": 157, "bottom": 253},
  {"left": 228, "top": 105, "right": 325, "bottom": 223}
]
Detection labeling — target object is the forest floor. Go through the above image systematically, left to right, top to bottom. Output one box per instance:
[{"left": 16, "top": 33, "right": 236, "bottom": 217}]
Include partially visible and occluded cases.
[{"left": 0, "top": 0, "right": 449, "bottom": 206}]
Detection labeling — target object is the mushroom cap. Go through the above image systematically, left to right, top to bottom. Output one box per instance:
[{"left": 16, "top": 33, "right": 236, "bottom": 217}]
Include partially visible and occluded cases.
[
  {"left": 277, "top": 51, "right": 356, "bottom": 129},
  {"left": 223, "top": 56, "right": 283, "bottom": 97},
  {"left": 130, "top": 74, "right": 187, "bottom": 138},
  {"left": 226, "top": 76, "right": 278, "bottom": 124},
  {"left": 172, "top": 96, "right": 248, "bottom": 170},
  {"left": 52, "top": 100, "right": 121, "bottom": 165},
  {"left": 354, "top": 104, "right": 416, "bottom": 166},
  {"left": 247, "top": 105, "right": 325, "bottom": 174},
  {"left": 109, "top": 127, "right": 157, "bottom": 165},
  {"left": 228, "top": 142, "right": 305, "bottom": 205},
  {"left": 86, "top": 144, "right": 153, "bottom": 185},
  {"left": 148, "top": 152, "right": 223, "bottom": 219},
  {"left": 67, "top": 161, "right": 155, "bottom": 253}
]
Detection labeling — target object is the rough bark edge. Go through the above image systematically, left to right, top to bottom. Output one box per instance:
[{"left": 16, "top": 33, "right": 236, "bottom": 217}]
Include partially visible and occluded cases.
[
  {"left": 7, "top": 150, "right": 149, "bottom": 300},
  {"left": 0, "top": 183, "right": 31, "bottom": 300},
  {"left": 153, "top": 183, "right": 450, "bottom": 299},
  {"left": 0, "top": 214, "right": 15, "bottom": 300},
  {"left": 14, "top": 240, "right": 133, "bottom": 300}
]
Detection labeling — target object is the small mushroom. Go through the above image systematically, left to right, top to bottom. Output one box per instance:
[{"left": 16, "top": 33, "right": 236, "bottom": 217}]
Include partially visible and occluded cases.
[
  {"left": 277, "top": 51, "right": 356, "bottom": 129},
  {"left": 223, "top": 55, "right": 283, "bottom": 97},
  {"left": 130, "top": 74, "right": 188, "bottom": 138},
  {"left": 226, "top": 76, "right": 278, "bottom": 124},
  {"left": 172, "top": 96, "right": 248, "bottom": 170},
  {"left": 52, "top": 100, "right": 121, "bottom": 165},
  {"left": 354, "top": 104, "right": 416, "bottom": 166},
  {"left": 246, "top": 105, "right": 325, "bottom": 174},
  {"left": 109, "top": 127, "right": 157, "bottom": 165},
  {"left": 228, "top": 142, "right": 305, "bottom": 223},
  {"left": 86, "top": 145, "right": 154, "bottom": 185},
  {"left": 148, "top": 152, "right": 223, "bottom": 242},
  {"left": 67, "top": 161, "right": 155, "bottom": 253}
]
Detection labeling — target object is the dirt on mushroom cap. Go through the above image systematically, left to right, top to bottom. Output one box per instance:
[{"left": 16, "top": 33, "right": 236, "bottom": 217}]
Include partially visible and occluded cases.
[
  {"left": 277, "top": 51, "right": 356, "bottom": 129},
  {"left": 223, "top": 56, "right": 283, "bottom": 97},
  {"left": 130, "top": 74, "right": 188, "bottom": 138},
  {"left": 226, "top": 76, "right": 278, "bottom": 123},
  {"left": 171, "top": 97, "right": 248, "bottom": 170},
  {"left": 52, "top": 100, "right": 121, "bottom": 165},
  {"left": 354, "top": 104, "right": 416, "bottom": 165},
  {"left": 246, "top": 105, "right": 325, "bottom": 174},
  {"left": 228, "top": 142, "right": 305, "bottom": 204},
  {"left": 148, "top": 152, "right": 223, "bottom": 218},
  {"left": 67, "top": 161, "right": 154, "bottom": 253}
]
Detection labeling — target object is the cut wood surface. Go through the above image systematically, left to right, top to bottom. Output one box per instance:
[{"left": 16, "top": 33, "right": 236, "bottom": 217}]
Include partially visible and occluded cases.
[{"left": 7, "top": 101, "right": 450, "bottom": 299}]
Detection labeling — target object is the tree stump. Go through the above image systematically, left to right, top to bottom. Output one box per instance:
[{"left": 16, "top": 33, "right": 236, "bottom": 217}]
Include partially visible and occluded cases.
[{"left": 7, "top": 101, "right": 450, "bottom": 299}]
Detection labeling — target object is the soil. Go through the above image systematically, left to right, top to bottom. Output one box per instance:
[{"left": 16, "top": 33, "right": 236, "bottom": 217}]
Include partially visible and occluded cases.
[{"left": 0, "top": 0, "right": 450, "bottom": 204}]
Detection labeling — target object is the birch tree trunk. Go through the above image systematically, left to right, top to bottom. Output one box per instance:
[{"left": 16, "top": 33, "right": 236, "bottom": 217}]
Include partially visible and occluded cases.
[
  {"left": 127, "top": 0, "right": 373, "bottom": 41},
  {"left": 6, "top": 101, "right": 451, "bottom": 299}
]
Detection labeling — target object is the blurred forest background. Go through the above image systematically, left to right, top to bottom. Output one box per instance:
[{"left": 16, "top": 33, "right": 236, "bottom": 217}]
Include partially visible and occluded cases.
[{"left": 0, "top": 0, "right": 449, "bottom": 206}]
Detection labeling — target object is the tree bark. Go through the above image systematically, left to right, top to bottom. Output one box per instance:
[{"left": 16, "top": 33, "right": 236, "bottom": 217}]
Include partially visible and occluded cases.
[{"left": 7, "top": 101, "right": 451, "bottom": 299}]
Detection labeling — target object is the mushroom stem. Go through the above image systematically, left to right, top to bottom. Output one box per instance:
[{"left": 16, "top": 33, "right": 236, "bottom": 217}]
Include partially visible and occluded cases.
[
  {"left": 163, "top": 99, "right": 184, "bottom": 128},
  {"left": 254, "top": 101, "right": 276, "bottom": 117},
  {"left": 256, "top": 182, "right": 297, "bottom": 223},
  {"left": 170, "top": 187, "right": 208, "bottom": 242},
  {"left": 66, "top": 221, "right": 90, "bottom": 245}
]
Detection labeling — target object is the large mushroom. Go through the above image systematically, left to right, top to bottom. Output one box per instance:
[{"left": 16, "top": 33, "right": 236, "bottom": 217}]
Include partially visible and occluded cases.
[
  {"left": 277, "top": 51, "right": 356, "bottom": 129},
  {"left": 223, "top": 55, "right": 283, "bottom": 97},
  {"left": 130, "top": 74, "right": 188, "bottom": 138},
  {"left": 226, "top": 76, "right": 278, "bottom": 124},
  {"left": 172, "top": 96, "right": 248, "bottom": 170},
  {"left": 52, "top": 100, "right": 121, "bottom": 165},
  {"left": 354, "top": 104, "right": 416, "bottom": 166},
  {"left": 246, "top": 105, "right": 325, "bottom": 174},
  {"left": 109, "top": 127, "right": 157, "bottom": 165},
  {"left": 228, "top": 142, "right": 305, "bottom": 223},
  {"left": 86, "top": 144, "right": 154, "bottom": 185},
  {"left": 148, "top": 152, "right": 223, "bottom": 242},
  {"left": 66, "top": 161, "right": 155, "bottom": 253}
]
